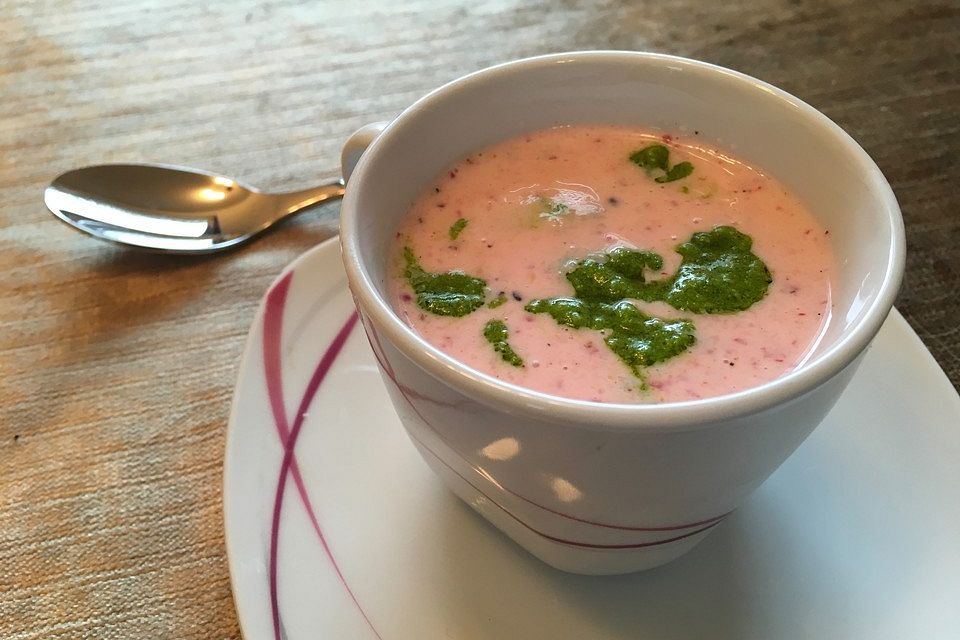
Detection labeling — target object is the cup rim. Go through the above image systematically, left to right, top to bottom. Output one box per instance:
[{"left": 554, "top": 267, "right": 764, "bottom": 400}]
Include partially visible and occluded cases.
[{"left": 340, "top": 50, "right": 905, "bottom": 432}]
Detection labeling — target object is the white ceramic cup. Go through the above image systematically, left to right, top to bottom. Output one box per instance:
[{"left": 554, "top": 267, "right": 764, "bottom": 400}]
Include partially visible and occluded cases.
[{"left": 339, "top": 51, "right": 904, "bottom": 575}]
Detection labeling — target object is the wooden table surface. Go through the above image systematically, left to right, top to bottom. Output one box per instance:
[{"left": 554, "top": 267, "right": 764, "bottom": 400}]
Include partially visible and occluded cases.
[{"left": 2, "top": 1, "right": 957, "bottom": 637}]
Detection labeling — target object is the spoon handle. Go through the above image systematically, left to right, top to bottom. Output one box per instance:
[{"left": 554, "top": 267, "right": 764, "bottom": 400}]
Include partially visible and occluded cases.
[{"left": 274, "top": 179, "right": 346, "bottom": 220}]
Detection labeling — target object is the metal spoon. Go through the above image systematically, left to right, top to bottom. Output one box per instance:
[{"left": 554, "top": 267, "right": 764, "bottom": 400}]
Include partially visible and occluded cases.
[{"left": 44, "top": 164, "right": 345, "bottom": 254}]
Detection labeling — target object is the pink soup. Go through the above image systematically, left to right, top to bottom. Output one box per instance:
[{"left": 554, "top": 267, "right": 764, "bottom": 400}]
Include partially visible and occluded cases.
[{"left": 388, "top": 125, "right": 835, "bottom": 404}]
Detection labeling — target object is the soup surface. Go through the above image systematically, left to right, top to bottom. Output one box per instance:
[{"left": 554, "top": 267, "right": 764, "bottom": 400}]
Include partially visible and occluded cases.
[{"left": 388, "top": 125, "right": 834, "bottom": 403}]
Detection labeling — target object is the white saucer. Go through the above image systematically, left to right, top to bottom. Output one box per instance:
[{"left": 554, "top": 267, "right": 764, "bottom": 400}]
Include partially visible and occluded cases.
[{"left": 224, "top": 238, "right": 960, "bottom": 640}]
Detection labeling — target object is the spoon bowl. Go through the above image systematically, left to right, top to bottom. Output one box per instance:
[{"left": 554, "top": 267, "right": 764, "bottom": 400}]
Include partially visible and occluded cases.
[{"left": 45, "top": 164, "right": 344, "bottom": 253}]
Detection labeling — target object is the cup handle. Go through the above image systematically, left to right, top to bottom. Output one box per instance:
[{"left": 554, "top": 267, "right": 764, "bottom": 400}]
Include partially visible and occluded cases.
[{"left": 341, "top": 122, "right": 388, "bottom": 183}]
